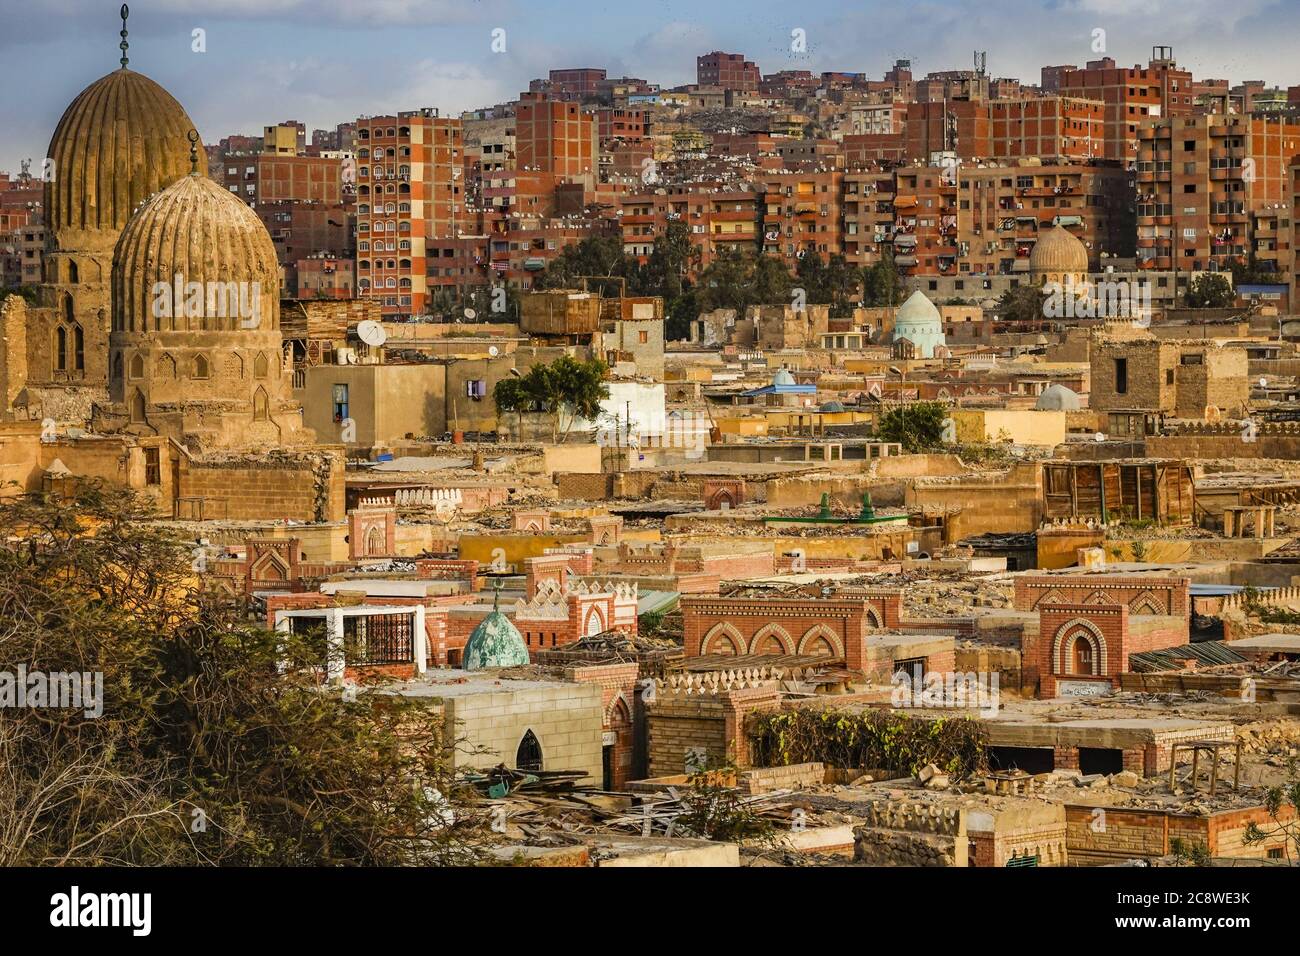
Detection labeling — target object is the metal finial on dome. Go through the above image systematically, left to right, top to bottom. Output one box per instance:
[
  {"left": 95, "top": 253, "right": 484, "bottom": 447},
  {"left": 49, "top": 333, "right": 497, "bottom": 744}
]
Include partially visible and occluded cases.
[
  {"left": 119, "top": 5, "right": 130, "bottom": 69},
  {"left": 187, "top": 129, "right": 200, "bottom": 174}
]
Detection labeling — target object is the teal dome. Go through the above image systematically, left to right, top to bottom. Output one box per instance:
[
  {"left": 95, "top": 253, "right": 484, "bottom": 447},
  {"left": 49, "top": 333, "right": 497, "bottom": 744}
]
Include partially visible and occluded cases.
[
  {"left": 891, "top": 290, "right": 946, "bottom": 358},
  {"left": 463, "top": 603, "right": 530, "bottom": 670}
]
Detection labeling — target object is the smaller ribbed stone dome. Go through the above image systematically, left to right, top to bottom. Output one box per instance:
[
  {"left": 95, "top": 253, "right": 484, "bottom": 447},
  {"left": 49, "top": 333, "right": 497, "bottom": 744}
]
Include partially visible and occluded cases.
[
  {"left": 112, "top": 173, "right": 280, "bottom": 334},
  {"left": 1029, "top": 225, "right": 1088, "bottom": 276}
]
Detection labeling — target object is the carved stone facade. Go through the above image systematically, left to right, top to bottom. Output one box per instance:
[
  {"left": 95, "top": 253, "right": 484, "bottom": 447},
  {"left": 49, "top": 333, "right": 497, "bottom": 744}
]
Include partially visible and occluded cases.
[
  {"left": 11, "top": 65, "right": 201, "bottom": 421},
  {"left": 96, "top": 173, "right": 311, "bottom": 451}
]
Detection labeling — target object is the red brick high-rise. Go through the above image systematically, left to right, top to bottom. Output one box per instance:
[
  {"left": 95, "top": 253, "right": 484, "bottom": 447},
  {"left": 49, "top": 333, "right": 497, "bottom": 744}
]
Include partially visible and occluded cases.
[
  {"left": 1058, "top": 50, "right": 1196, "bottom": 161},
  {"left": 697, "top": 51, "right": 760, "bottom": 91},
  {"left": 515, "top": 92, "right": 597, "bottom": 186},
  {"left": 355, "top": 110, "right": 462, "bottom": 318}
]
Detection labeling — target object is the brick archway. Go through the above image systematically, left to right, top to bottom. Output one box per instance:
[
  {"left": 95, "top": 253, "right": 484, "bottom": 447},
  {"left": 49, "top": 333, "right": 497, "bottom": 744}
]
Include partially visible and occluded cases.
[
  {"left": 583, "top": 605, "right": 607, "bottom": 637},
  {"left": 865, "top": 606, "right": 883, "bottom": 629},
  {"left": 1051, "top": 618, "right": 1108, "bottom": 675},
  {"left": 702, "top": 622, "right": 745, "bottom": 655},
  {"left": 749, "top": 623, "right": 794, "bottom": 655},
  {"left": 798, "top": 624, "right": 845, "bottom": 657}
]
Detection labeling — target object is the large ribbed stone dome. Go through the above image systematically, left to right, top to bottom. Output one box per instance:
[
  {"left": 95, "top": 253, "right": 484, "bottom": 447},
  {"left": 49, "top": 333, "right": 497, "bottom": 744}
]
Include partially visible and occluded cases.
[
  {"left": 46, "top": 68, "right": 200, "bottom": 237},
  {"left": 112, "top": 172, "right": 280, "bottom": 334},
  {"left": 1029, "top": 224, "right": 1088, "bottom": 278}
]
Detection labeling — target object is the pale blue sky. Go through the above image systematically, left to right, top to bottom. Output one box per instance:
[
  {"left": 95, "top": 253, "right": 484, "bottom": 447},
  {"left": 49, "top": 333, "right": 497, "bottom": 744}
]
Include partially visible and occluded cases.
[{"left": 2, "top": 0, "right": 1298, "bottom": 172}]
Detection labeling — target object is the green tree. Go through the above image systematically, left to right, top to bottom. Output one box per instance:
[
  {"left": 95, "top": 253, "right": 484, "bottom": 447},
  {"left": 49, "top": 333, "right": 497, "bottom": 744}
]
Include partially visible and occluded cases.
[
  {"left": 639, "top": 221, "right": 694, "bottom": 301},
  {"left": 539, "top": 235, "right": 630, "bottom": 289},
  {"left": 698, "top": 248, "right": 755, "bottom": 315},
  {"left": 795, "top": 251, "right": 829, "bottom": 305},
  {"left": 862, "top": 253, "right": 905, "bottom": 308},
  {"left": 752, "top": 254, "right": 794, "bottom": 305},
  {"left": 823, "top": 254, "right": 860, "bottom": 318},
  {"left": 1231, "top": 255, "right": 1277, "bottom": 287},
  {"left": 1185, "top": 273, "right": 1235, "bottom": 309},
  {"left": 996, "top": 284, "right": 1051, "bottom": 324},
  {"left": 665, "top": 286, "right": 699, "bottom": 343},
  {"left": 497, "top": 355, "right": 610, "bottom": 442},
  {"left": 492, "top": 376, "right": 531, "bottom": 438},
  {"left": 877, "top": 401, "right": 950, "bottom": 453},
  {"left": 0, "top": 485, "right": 486, "bottom": 865},
  {"left": 1243, "top": 763, "right": 1300, "bottom": 863}
]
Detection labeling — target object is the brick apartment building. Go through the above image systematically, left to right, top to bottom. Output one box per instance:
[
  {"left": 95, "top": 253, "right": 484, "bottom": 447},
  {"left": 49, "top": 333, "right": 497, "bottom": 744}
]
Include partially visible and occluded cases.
[
  {"left": 697, "top": 51, "right": 761, "bottom": 92},
  {"left": 1058, "top": 51, "right": 1197, "bottom": 162},
  {"left": 530, "top": 67, "right": 607, "bottom": 100},
  {"left": 515, "top": 92, "right": 597, "bottom": 187},
  {"left": 904, "top": 97, "right": 1105, "bottom": 163},
  {"left": 595, "top": 107, "right": 649, "bottom": 143},
  {"left": 355, "top": 110, "right": 463, "bottom": 317},
  {"left": 1136, "top": 113, "right": 1300, "bottom": 273},
  {"left": 219, "top": 153, "right": 344, "bottom": 205},
  {"left": 958, "top": 161, "right": 1134, "bottom": 276},
  {"left": 891, "top": 165, "right": 957, "bottom": 277},
  {"left": 841, "top": 167, "right": 896, "bottom": 268},
  {"left": 760, "top": 169, "right": 843, "bottom": 266},
  {"left": 620, "top": 188, "right": 760, "bottom": 269},
  {"left": 258, "top": 201, "right": 353, "bottom": 293}
]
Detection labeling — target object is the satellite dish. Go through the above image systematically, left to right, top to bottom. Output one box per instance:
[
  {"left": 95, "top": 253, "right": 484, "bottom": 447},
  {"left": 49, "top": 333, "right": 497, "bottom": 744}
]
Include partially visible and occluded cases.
[
  {"left": 464, "top": 308, "right": 477, "bottom": 321},
  {"left": 357, "top": 320, "right": 387, "bottom": 348},
  {"left": 488, "top": 345, "right": 500, "bottom": 358},
  {"left": 1259, "top": 377, "right": 1268, "bottom": 388},
  {"left": 1094, "top": 432, "right": 1105, "bottom": 443}
]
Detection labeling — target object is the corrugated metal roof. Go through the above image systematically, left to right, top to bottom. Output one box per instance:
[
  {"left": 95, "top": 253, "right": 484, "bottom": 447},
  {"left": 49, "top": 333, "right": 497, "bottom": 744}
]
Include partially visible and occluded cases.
[{"left": 1128, "top": 641, "right": 1248, "bottom": 673}]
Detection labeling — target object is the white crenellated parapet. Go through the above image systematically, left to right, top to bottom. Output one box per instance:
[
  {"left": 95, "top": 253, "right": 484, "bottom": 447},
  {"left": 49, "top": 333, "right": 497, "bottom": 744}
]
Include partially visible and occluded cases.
[
  {"left": 393, "top": 487, "right": 463, "bottom": 508},
  {"left": 656, "top": 671, "right": 783, "bottom": 697}
]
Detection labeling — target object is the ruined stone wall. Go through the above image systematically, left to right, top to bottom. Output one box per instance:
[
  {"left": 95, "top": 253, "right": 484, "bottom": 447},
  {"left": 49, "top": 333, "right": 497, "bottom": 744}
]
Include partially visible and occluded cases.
[
  {"left": 0, "top": 294, "right": 28, "bottom": 416},
  {"left": 1174, "top": 346, "right": 1248, "bottom": 419},
  {"left": 180, "top": 450, "right": 345, "bottom": 522},
  {"left": 852, "top": 800, "right": 968, "bottom": 867}
]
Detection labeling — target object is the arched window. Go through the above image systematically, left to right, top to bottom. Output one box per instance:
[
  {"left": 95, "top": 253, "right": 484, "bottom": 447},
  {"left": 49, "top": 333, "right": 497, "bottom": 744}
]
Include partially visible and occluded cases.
[
  {"left": 68, "top": 260, "right": 79, "bottom": 284},
  {"left": 63, "top": 292, "right": 74, "bottom": 324},
  {"left": 72, "top": 323, "right": 84, "bottom": 372},
  {"left": 54, "top": 326, "right": 67, "bottom": 371},
  {"left": 129, "top": 352, "right": 145, "bottom": 380},
  {"left": 254, "top": 352, "right": 269, "bottom": 379},
  {"left": 192, "top": 354, "right": 210, "bottom": 379},
  {"left": 253, "top": 386, "right": 269, "bottom": 422},
  {"left": 130, "top": 389, "right": 146, "bottom": 422},
  {"left": 365, "top": 526, "right": 385, "bottom": 555},
  {"left": 516, "top": 730, "right": 543, "bottom": 772}
]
